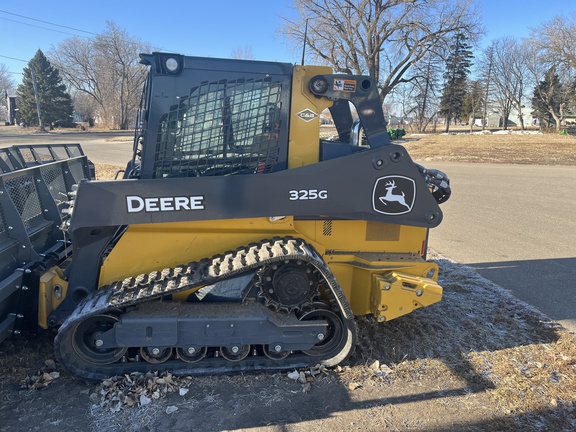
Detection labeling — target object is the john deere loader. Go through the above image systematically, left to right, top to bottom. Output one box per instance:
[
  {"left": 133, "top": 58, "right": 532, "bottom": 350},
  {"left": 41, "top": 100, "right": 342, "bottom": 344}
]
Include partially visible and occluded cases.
[{"left": 0, "top": 53, "right": 450, "bottom": 380}]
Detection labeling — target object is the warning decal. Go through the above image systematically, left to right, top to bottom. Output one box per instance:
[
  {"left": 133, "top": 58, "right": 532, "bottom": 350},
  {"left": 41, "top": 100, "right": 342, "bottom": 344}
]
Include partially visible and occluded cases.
[{"left": 333, "top": 79, "right": 356, "bottom": 92}]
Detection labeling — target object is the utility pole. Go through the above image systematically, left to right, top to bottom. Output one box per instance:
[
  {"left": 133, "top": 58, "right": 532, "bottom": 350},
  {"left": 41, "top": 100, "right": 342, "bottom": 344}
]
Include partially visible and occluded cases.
[
  {"left": 301, "top": 19, "right": 309, "bottom": 66},
  {"left": 482, "top": 47, "right": 494, "bottom": 131},
  {"left": 30, "top": 69, "right": 46, "bottom": 132}
]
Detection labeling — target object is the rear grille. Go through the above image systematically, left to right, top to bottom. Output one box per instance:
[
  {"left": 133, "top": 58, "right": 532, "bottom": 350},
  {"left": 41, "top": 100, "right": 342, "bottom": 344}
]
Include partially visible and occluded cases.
[{"left": 323, "top": 220, "right": 333, "bottom": 236}]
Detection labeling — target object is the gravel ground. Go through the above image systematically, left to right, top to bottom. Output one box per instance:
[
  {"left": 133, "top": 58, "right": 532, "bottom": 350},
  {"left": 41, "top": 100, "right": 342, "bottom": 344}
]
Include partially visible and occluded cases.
[{"left": 1, "top": 251, "right": 574, "bottom": 432}]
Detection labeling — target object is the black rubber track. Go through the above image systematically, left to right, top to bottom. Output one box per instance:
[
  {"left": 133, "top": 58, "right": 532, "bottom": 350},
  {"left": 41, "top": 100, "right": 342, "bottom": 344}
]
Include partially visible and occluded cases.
[{"left": 55, "top": 238, "right": 357, "bottom": 381}]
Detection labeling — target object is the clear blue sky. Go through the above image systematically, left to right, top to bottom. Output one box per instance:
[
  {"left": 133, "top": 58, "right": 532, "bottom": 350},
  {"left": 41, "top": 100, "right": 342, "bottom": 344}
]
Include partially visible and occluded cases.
[{"left": 1, "top": 0, "right": 574, "bottom": 86}]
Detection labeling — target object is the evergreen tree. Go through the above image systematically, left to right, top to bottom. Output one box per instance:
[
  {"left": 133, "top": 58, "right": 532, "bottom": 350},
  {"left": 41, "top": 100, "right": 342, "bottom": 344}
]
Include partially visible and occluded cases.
[
  {"left": 439, "top": 33, "right": 473, "bottom": 132},
  {"left": 16, "top": 50, "right": 74, "bottom": 129}
]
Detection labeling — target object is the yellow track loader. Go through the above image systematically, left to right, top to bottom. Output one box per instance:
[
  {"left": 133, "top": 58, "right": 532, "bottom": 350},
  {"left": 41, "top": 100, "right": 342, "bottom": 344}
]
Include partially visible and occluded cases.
[{"left": 0, "top": 53, "right": 450, "bottom": 379}]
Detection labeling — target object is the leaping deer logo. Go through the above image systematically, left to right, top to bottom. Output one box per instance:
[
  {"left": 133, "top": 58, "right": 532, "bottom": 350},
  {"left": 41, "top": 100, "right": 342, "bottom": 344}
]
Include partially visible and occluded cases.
[
  {"left": 372, "top": 175, "right": 416, "bottom": 215},
  {"left": 379, "top": 180, "right": 411, "bottom": 210}
]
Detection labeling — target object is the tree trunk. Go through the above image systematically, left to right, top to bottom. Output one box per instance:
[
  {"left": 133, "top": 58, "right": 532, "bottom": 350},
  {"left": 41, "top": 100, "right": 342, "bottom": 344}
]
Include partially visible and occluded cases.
[{"left": 552, "top": 114, "right": 562, "bottom": 132}]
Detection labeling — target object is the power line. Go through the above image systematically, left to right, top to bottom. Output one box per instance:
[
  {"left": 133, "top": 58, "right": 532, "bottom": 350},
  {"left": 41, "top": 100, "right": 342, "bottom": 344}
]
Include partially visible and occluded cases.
[
  {"left": 0, "top": 9, "right": 96, "bottom": 35},
  {"left": 0, "top": 16, "right": 88, "bottom": 37},
  {"left": 0, "top": 54, "right": 27, "bottom": 62}
]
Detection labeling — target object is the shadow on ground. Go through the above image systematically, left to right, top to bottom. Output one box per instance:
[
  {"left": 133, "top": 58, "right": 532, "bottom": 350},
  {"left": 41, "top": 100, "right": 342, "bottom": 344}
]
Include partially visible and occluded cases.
[{"left": 469, "top": 257, "right": 576, "bottom": 326}]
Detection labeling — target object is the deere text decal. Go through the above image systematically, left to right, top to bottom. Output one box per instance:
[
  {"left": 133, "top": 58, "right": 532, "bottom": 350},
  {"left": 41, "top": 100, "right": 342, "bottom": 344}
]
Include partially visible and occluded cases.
[{"left": 127, "top": 195, "right": 205, "bottom": 213}]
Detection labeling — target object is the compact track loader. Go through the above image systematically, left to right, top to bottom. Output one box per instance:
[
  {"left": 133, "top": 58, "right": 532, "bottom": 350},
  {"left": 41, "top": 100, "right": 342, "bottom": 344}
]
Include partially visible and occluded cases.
[{"left": 0, "top": 53, "right": 450, "bottom": 380}]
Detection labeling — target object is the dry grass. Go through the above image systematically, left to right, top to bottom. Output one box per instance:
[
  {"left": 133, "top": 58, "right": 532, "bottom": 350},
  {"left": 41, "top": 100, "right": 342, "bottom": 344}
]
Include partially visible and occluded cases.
[
  {"left": 319, "top": 125, "right": 576, "bottom": 165},
  {"left": 93, "top": 130, "right": 576, "bottom": 180},
  {"left": 402, "top": 131, "right": 576, "bottom": 165},
  {"left": 95, "top": 164, "right": 125, "bottom": 180},
  {"left": 338, "top": 251, "right": 576, "bottom": 430},
  {"left": 468, "top": 332, "right": 576, "bottom": 415}
]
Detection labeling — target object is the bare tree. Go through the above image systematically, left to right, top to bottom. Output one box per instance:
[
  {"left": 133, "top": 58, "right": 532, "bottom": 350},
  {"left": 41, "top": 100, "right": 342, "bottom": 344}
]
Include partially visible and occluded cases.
[
  {"left": 281, "top": 0, "right": 482, "bottom": 101},
  {"left": 527, "top": 14, "right": 576, "bottom": 131},
  {"left": 531, "top": 14, "right": 576, "bottom": 70},
  {"left": 50, "top": 22, "right": 151, "bottom": 129},
  {"left": 490, "top": 37, "right": 531, "bottom": 130},
  {"left": 524, "top": 38, "right": 576, "bottom": 132},
  {"left": 477, "top": 45, "right": 494, "bottom": 130},
  {"left": 230, "top": 46, "right": 255, "bottom": 60},
  {"left": 402, "top": 52, "right": 444, "bottom": 132},
  {"left": 0, "top": 63, "right": 16, "bottom": 122},
  {"left": 0, "top": 63, "right": 15, "bottom": 95},
  {"left": 530, "top": 66, "right": 573, "bottom": 131},
  {"left": 462, "top": 79, "right": 484, "bottom": 131},
  {"left": 389, "top": 83, "right": 414, "bottom": 128},
  {"left": 71, "top": 91, "right": 98, "bottom": 126}
]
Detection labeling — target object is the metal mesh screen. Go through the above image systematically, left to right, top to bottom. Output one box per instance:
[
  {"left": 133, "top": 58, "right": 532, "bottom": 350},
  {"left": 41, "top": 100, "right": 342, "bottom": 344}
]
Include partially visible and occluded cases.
[
  {"left": 154, "top": 78, "right": 282, "bottom": 178},
  {"left": 67, "top": 159, "right": 87, "bottom": 185},
  {"left": 40, "top": 165, "right": 67, "bottom": 209},
  {"left": 4, "top": 174, "right": 47, "bottom": 230},
  {"left": 0, "top": 205, "right": 10, "bottom": 242}
]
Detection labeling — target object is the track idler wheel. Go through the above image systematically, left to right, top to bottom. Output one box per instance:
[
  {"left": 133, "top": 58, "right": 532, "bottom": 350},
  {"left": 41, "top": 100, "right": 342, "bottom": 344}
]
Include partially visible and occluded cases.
[
  {"left": 299, "top": 308, "right": 345, "bottom": 357},
  {"left": 71, "top": 314, "right": 127, "bottom": 365}
]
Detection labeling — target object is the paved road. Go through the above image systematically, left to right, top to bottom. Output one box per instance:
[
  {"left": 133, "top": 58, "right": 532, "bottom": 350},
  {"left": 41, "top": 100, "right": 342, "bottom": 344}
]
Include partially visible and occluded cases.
[
  {"left": 0, "top": 131, "right": 134, "bottom": 165},
  {"left": 1, "top": 131, "right": 574, "bottom": 331},
  {"left": 423, "top": 161, "right": 576, "bottom": 332}
]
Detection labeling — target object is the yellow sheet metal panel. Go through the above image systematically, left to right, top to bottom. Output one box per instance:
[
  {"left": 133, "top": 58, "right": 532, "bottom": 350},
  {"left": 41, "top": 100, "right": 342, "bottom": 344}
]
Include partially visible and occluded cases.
[
  {"left": 288, "top": 65, "right": 333, "bottom": 168},
  {"left": 98, "top": 217, "right": 298, "bottom": 286},
  {"left": 295, "top": 220, "right": 428, "bottom": 255}
]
